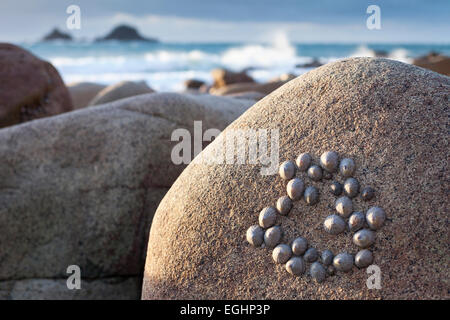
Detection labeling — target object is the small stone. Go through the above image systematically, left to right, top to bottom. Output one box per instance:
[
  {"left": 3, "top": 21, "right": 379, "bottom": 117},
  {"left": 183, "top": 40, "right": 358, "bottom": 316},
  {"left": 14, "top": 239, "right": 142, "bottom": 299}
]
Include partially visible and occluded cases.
[
  {"left": 320, "top": 151, "right": 339, "bottom": 172},
  {"left": 295, "top": 153, "right": 311, "bottom": 171},
  {"left": 339, "top": 158, "right": 355, "bottom": 177},
  {"left": 279, "top": 160, "right": 296, "bottom": 180},
  {"left": 307, "top": 165, "right": 323, "bottom": 181},
  {"left": 323, "top": 171, "right": 332, "bottom": 180},
  {"left": 343, "top": 177, "right": 360, "bottom": 198},
  {"left": 286, "top": 178, "right": 305, "bottom": 200},
  {"left": 330, "top": 181, "right": 343, "bottom": 196},
  {"left": 304, "top": 186, "right": 319, "bottom": 205},
  {"left": 361, "top": 187, "right": 375, "bottom": 201},
  {"left": 276, "top": 196, "right": 292, "bottom": 215},
  {"left": 335, "top": 196, "right": 353, "bottom": 218},
  {"left": 258, "top": 206, "right": 277, "bottom": 228},
  {"left": 366, "top": 207, "right": 386, "bottom": 230},
  {"left": 348, "top": 211, "right": 365, "bottom": 232},
  {"left": 323, "top": 214, "right": 346, "bottom": 235},
  {"left": 246, "top": 225, "right": 264, "bottom": 247},
  {"left": 264, "top": 226, "right": 282, "bottom": 248},
  {"left": 353, "top": 229, "right": 375, "bottom": 248},
  {"left": 291, "top": 237, "right": 308, "bottom": 255},
  {"left": 272, "top": 244, "right": 292, "bottom": 264},
  {"left": 304, "top": 247, "right": 318, "bottom": 263},
  {"left": 355, "top": 249, "right": 374, "bottom": 268},
  {"left": 321, "top": 250, "right": 334, "bottom": 266},
  {"left": 333, "top": 253, "right": 354, "bottom": 272},
  {"left": 286, "top": 257, "right": 306, "bottom": 276},
  {"left": 310, "top": 262, "right": 326, "bottom": 283},
  {"left": 327, "top": 265, "right": 336, "bottom": 276}
]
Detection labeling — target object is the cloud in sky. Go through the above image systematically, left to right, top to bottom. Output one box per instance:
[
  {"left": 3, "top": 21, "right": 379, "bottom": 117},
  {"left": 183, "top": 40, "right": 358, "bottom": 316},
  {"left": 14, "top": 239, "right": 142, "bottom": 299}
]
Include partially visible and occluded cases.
[{"left": 0, "top": 0, "right": 449, "bottom": 43}]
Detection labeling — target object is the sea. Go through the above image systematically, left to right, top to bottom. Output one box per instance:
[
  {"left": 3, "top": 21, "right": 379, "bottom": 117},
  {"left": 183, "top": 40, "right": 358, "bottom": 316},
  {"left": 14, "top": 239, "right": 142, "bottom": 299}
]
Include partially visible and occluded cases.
[{"left": 20, "top": 34, "right": 450, "bottom": 91}]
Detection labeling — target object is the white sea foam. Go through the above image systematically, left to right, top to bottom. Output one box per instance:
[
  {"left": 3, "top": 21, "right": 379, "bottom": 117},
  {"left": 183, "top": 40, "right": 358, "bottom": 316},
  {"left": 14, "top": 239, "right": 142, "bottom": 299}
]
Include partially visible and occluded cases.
[
  {"left": 41, "top": 35, "right": 420, "bottom": 91},
  {"left": 350, "top": 45, "right": 411, "bottom": 63}
]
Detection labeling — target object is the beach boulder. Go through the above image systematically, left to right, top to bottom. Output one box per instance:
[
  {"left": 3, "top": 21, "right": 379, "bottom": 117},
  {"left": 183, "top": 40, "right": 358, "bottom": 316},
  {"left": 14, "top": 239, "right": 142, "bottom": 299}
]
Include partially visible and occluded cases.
[
  {"left": 0, "top": 43, "right": 73, "bottom": 128},
  {"left": 413, "top": 52, "right": 450, "bottom": 76},
  {"left": 142, "top": 58, "right": 449, "bottom": 300},
  {"left": 211, "top": 68, "right": 254, "bottom": 89},
  {"left": 184, "top": 79, "right": 205, "bottom": 90},
  {"left": 88, "top": 80, "right": 154, "bottom": 106},
  {"left": 209, "top": 80, "right": 287, "bottom": 96},
  {"left": 67, "top": 82, "right": 106, "bottom": 109},
  {"left": 225, "top": 91, "right": 266, "bottom": 101},
  {"left": 0, "top": 93, "right": 254, "bottom": 299}
]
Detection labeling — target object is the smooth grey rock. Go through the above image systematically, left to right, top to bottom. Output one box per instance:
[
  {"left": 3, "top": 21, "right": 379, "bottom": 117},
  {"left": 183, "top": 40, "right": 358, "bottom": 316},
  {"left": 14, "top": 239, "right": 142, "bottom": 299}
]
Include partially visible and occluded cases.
[{"left": 0, "top": 92, "right": 253, "bottom": 299}]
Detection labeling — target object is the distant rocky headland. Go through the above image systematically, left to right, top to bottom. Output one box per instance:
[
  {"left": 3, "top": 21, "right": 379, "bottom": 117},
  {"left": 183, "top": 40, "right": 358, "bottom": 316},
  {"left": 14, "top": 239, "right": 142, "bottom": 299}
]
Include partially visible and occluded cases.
[
  {"left": 40, "top": 24, "right": 159, "bottom": 43},
  {"left": 42, "top": 28, "right": 72, "bottom": 41}
]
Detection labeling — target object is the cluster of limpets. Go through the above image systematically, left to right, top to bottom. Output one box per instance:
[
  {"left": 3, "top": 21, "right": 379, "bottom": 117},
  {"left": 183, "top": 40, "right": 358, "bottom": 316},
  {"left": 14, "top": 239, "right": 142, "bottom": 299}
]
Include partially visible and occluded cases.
[{"left": 246, "top": 151, "right": 386, "bottom": 283}]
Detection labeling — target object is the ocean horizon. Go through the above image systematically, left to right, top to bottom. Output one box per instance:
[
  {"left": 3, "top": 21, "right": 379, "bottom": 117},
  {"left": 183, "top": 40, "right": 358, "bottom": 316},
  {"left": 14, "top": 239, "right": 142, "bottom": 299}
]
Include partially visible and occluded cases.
[{"left": 20, "top": 36, "right": 450, "bottom": 91}]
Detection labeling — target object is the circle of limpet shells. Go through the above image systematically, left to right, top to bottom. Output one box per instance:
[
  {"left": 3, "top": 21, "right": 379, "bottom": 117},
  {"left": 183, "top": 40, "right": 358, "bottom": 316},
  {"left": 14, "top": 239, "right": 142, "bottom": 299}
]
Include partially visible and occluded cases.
[{"left": 246, "top": 151, "right": 386, "bottom": 283}]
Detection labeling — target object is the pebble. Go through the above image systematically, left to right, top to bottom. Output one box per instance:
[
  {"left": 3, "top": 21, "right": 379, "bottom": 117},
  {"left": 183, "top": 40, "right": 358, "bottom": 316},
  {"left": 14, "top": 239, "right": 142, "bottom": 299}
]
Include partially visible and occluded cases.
[
  {"left": 320, "top": 151, "right": 339, "bottom": 172},
  {"left": 295, "top": 153, "right": 311, "bottom": 171},
  {"left": 339, "top": 158, "right": 355, "bottom": 177},
  {"left": 279, "top": 160, "right": 296, "bottom": 180},
  {"left": 307, "top": 165, "right": 323, "bottom": 181},
  {"left": 343, "top": 177, "right": 360, "bottom": 198},
  {"left": 286, "top": 178, "right": 305, "bottom": 200},
  {"left": 330, "top": 181, "right": 343, "bottom": 196},
  {"left": 304, "top": 186, "right": 319, "bottom": 205},
  {"left": 361, "top": 187, "right": 375, "bottom": 201},
  {"left": 276, "top": 196, "right": 292, "bottom": 215},
  {"left": 335, "top": 196, "right": 353, "bottom": 218},
  {"left": 258, "top": 206, "right": 277, "bottom": 228},
  {"left": 366, "top": 206, "right": 386, "bottom": 230},
  {"left": 348, "top": 211, "right": 365, "bottom": 232},
  {"left": 324, "top": 214, "right": 346, "bottom": 235},
  {"left": 246, "top": 225, "right": 264, "bottom": 247},
  {"left": 264, "top": 226, "right": 282, "bottom": 248},
  {"left": 353, "top": 229, "right": 375, "bottom": 248},
  {"left": 291, "top": 237, "right": 308, "bottom": 255},
  {"left": 272, "top": 244, "right": 292, "bottom": 264},
  {"left": 304, "top": 247, "right": 319, "bottom": 262},
  {"left": 355, "top": 249, "right": 374, "bottom": 268},
  {"left": 321, "top": 250, "right": 334, "bottom": 266},
  {"left": 333, "top": 253, "right": 354, "bottom": 272},
  {"left": 286, "top": 257, "right": 306, "bottom": 276},
  {"left": 310, "top": 262, "right": 326, "bottom": 283}
]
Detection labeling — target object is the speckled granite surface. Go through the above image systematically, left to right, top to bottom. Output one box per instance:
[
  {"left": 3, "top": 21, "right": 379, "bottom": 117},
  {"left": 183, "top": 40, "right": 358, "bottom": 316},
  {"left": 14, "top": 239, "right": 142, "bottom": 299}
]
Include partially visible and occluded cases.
[{"left": 143, "top": 58, "right": 449, "bottom": 300}]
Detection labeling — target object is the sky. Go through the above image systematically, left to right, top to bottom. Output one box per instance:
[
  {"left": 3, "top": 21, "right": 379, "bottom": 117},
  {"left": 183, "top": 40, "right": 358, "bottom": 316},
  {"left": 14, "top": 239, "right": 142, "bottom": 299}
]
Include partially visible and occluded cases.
[{"left": 0, "top": 0, "right": 449, "bottom": 43}]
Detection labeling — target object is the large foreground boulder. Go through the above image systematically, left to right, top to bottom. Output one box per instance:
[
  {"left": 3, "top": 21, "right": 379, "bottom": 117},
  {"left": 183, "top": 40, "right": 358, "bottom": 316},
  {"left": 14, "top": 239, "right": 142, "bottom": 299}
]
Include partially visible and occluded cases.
[
  {"left": 0, "top": 43, "right": 73, "bottom": 128},
  {"left": 142, "top": 58, "right": 449, "bottom": 300},
  {"left": 89, "top": 81, "right": 154, "bottom": 106},
  {"left": 67, "top": 82, "right": 106, "bottom": 109},
  {"left": 0, "top": 93, "right": 254, "bottom": 299}
]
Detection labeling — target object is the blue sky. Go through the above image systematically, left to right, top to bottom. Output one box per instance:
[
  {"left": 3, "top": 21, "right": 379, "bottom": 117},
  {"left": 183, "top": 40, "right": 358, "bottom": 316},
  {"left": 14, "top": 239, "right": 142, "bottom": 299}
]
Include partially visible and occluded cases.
[{"left": 0, "top": 0, "right": 449, "bottom": 43}]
